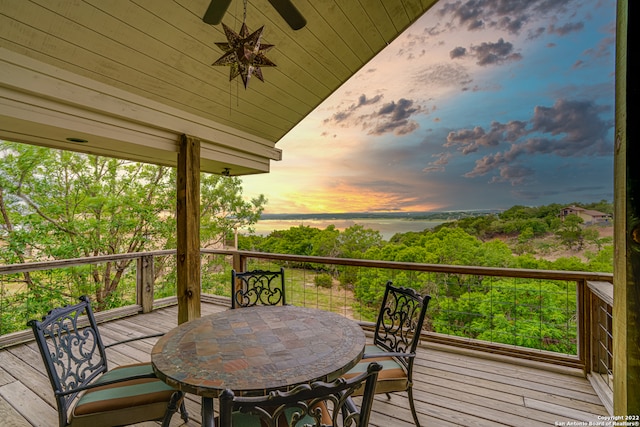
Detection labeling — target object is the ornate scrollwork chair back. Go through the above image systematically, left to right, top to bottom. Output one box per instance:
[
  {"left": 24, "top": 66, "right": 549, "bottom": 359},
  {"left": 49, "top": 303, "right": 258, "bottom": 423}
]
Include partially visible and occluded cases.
[
  {"left": 231, "top": 267, "right": 286, "bottom": 308},
  {"left": 343, "top": 281, "right": 430, "bottom": 427},
  {"left": 28, "top": 295, "right": 188, "bottom": 427},
  {"left": 218, "top": 362, "right": 382, "bottom": 427}
]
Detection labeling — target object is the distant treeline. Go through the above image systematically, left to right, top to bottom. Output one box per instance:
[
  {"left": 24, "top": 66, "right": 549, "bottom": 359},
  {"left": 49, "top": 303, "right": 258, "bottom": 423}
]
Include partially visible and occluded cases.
[
  {"left": 240, "top": 200, "right": 614, "bottom": 273},
  {"left": 259, "top": 201, "right": 612, "bottom": 224},
  {"left": 259, "top": 210, "right": 502, "bottom": 221}
]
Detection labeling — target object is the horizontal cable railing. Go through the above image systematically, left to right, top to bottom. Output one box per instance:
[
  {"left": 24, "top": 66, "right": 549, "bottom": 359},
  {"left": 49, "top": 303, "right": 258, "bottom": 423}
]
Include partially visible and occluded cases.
[
  {"left": 0, "top": 249, "right": 613, "bottom": 376},
  {"left": 220, "top": 250, "right": 613, "bottom": 371}
]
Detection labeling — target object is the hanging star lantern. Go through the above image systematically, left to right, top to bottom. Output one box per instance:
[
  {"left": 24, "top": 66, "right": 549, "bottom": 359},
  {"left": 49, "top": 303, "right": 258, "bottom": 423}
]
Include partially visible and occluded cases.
[{"left": 212, "top": 22, "right": 276, "bottom": 89}]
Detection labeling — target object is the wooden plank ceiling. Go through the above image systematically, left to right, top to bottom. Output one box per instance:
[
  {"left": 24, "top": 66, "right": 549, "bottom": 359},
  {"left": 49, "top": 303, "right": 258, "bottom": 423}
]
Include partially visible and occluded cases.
[{"left": 0, "top": 0, "right": 437, "bottom": 175}]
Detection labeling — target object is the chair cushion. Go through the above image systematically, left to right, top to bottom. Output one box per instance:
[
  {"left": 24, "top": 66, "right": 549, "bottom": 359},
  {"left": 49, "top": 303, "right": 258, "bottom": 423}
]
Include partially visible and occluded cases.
[
  {"left": 342, "top": 344, "right": 408, "bottom": 395},
  {"left": 96, "top": 362, "right": 155, "bottom": 382},
  {"left": 69, "top": 363, "right": 178, "bottom": 427}
]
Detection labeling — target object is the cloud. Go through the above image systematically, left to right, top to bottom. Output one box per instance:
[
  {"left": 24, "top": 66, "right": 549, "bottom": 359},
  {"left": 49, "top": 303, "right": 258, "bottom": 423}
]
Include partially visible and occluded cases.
[
  {"left": 437, "top": 0, "right": 582, "bottom": 35},
  {"left": 548, "top": 22, "right": 585, "bottom": 36},
  {"left": 583, "top": 35, "right": 616, "bottom": 60},
  {"left": 450, "top": 38, "right": 522, "bottom": 66},
  {"left": 468, "top": 38, "right": 522, "bottom": 66},
  {"left": 449, "top": 46, "right": 467, "bottom": 59},
  {"left": 572, "top": 59, "right": 586, "bottom": 69},
  {"left": 413, "top": 63, "right": 473, "bottom": 89},
  {"left": 323, "top": 94, "right": 383, "bottom": 126},
  {"left": 357, "top": 94, "right": 384, "bottom": 106},
  {"left": 324, "top": 96, "right": 423, "bottom": 136},
  {"left": 460, "top": 98, "right": 613, "bottom": 183},
  {"left": 367, "top": 99, "right": 423, "bottom": 136},
  {"left": 529, "top": 99, "right": 612, "bottom": 155},
  {"left": 445, "top": 121, "right": 528, "bottom": 154},
  {"left": 423, "top": 152, "right": 452, "bottom": 173},
  {"left": 489, "top": 165, "right": 535, "bottom": 185}
]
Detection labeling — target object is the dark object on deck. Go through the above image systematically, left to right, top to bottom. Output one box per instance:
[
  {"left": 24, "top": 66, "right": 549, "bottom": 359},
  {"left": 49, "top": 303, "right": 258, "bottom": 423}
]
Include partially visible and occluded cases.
[
  {"left": 231, "top": 267, "right": 286, "bottom": 308},
  {"left": 343, "top": 281, "right": 431, "bottom": 427},
  {"left": 27, "top": 295, "right": 188, "bottom": 427},
  {"left": 218, "top": 361, "right": 382, "bottom": 427}
]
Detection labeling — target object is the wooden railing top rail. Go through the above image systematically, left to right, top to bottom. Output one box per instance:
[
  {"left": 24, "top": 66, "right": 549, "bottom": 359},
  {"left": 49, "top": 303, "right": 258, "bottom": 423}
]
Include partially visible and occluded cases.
[
  {"left": 0, "top": 249, "right": 613, "bottom": 283},
  {"left": 203, "top": 249, "right": 614, "bottom": 282},
  {"left": 0, "top": 250, "right": 176, "bottom": 274},
  {"left": 587, "top": 280, "right": 614, "bottom": 306}
]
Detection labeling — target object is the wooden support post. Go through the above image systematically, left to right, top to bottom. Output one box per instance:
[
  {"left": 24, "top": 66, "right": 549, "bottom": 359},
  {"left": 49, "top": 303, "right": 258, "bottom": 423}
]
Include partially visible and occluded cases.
[
  {"left": 613, "top": 0, "right": 640, "bottom": 415},
  {"left": 177, "top": 134, "right": 201, "bottom": 324},
  {"left": 232, "top": 251, "right": 245, "bottom": 273},
  {"left": 231, "top": 252, "right": 245, "bottom": 301},
  {"left": 137, "top": 255, "right": 154, "bottom": 313}
]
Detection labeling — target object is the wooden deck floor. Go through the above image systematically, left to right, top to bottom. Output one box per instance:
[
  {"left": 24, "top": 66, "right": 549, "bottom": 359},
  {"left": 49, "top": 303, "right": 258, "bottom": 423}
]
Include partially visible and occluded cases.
[{"left": 0, "top": 302, "right": 608, "bottom": 427}]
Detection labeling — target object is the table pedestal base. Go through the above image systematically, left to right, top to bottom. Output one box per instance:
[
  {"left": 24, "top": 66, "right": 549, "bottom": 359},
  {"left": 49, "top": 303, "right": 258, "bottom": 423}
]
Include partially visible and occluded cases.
[{"left": 202, "top": 397, "right": 214, "bottom": 427}]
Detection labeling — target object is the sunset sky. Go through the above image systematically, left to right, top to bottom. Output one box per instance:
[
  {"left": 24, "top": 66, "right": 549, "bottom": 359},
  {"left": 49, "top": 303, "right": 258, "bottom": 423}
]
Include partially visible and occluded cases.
[{"left": 241, "top": 0, "right": 616, "bottom": 214}]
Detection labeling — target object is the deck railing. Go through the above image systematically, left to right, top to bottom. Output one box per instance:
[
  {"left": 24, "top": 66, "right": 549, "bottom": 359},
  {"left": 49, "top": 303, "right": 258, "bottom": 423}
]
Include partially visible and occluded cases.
[
  {"left": 0, "top": 248, "right": 613, "bottom": 406},
  {"left": 585, "top": 280, "right": 614, "bottom": 414}
]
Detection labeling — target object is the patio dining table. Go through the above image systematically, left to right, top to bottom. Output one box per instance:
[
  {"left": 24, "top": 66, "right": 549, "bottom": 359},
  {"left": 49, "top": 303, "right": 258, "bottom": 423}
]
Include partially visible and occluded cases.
[{"left": 151, "top": 304, "right": 366, "bottom": 427}]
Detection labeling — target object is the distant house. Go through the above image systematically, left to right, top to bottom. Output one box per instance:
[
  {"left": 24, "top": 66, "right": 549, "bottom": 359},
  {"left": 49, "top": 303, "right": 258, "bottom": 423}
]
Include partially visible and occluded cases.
[{"left": 560, "top": 206, "right": 612, "bottom": 225}]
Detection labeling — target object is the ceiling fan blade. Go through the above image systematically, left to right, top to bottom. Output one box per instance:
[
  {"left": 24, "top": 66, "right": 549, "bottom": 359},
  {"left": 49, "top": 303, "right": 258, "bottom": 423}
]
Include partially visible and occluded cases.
[
  {"left": 203, "top": 0, "right": 233, "bottom": 25},
  {"left": 267, "top": 0, "right": 306, "bottom": 30}
]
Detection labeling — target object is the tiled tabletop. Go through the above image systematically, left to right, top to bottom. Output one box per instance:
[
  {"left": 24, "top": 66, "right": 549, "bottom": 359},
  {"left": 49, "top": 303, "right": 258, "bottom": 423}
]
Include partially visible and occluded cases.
[{"left": 151, "top": 305, "right": 366, "bottom": 398}]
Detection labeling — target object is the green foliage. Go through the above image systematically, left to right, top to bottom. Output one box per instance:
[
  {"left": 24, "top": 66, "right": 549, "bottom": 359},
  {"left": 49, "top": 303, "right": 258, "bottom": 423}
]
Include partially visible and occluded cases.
[
  {"left": 0, "top": 142, "right": 265, "bottom": 323},
  {"left": 199, "top": 173, "right": 267, "bottom": 248},
  {"left": 584, "top": 199, "right": 613, "bottom": 215},
  {"left": 244, "top": 205, "right": 612, "bottom": 354},
  {"left": 555, "top": 215, "right": 585, "bottom": 250},
  {"left": 257, "top": 225, "right": 320, "bottom": 256},
  {"left": 310, "top": 225, "right": 340, "bottom": 258},
  {"left": 337, "top": 225, "right": 382, "bottom": 258},
  {"left": 420, "top": 227, "right": 482, "bottom": 265},
  {"left": 479, "top": 239, "right": 515, "bottom": 268},
  {"left": 586, "top": 246, "right": 614, "bottom": 273},
  {"left": 314, "top": 273, "right": 333, "bottom": 288},
  {"left": 433, "top": 279, "right": 577, "bottom": 353}
]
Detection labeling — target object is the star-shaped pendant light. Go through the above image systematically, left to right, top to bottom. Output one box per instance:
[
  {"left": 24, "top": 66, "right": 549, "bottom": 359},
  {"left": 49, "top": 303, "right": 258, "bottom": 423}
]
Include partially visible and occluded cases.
[{"left": 212, "top": 21, "right": 276, "bottom": 89}]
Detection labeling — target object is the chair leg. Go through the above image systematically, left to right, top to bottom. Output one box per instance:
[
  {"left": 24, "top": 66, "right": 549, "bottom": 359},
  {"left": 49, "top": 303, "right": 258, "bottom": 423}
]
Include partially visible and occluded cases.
[
  {"left": 407, "top": 386, "right": 421, "bottom": 427},
  {"left": 162, "top": 391, "right": 185, "bottom": 427},
  {"left": 180, "top": 398, "right": 190, "bottom": 423}
]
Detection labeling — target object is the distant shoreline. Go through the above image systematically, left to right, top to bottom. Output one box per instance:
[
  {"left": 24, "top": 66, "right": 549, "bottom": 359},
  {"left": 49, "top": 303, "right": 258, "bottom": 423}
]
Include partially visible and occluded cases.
[
  {"left": 259, "top": 209, "right": 502, "bottom": 222},
  {"left": 240, "top": 217, "right": 449, "bottom": 240}
]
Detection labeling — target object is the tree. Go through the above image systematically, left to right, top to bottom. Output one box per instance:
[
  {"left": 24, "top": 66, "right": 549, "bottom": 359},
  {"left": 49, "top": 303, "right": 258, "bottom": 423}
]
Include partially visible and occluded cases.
[
  {"left": 0, "top": 142, "right": 266, "bottom": 307},
  {"left": 0, "top": 144, "right": 176, "bottom": 306},
  {"left": 198, "top": 173, "right": 267, "bottom": 248},
  {"left": 555, "top": 214, "right": 584, "bottom": 250},
  {"left": 310, "top": 225, "right": 340, "bottom": 258},
  {"left": 334, "top": 225, "right": 382, "bottom": 287},
  {"left": 337, "top": 225, "right": 382, "bottom": 259},
  {"left": 420, "top": 227, "right": 481, "bottom": 265},
  {"left": 582, "top": 227, "right": 609, "bottom": 251},
  {"left": 433, "top": 279, "right": 577, "bottom": 353}
]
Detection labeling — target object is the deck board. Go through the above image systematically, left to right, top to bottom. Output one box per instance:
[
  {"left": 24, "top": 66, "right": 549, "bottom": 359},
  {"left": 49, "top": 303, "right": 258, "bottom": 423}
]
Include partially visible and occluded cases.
[{"left": 0, "top": 302, "right": 608, "bottom": 426}]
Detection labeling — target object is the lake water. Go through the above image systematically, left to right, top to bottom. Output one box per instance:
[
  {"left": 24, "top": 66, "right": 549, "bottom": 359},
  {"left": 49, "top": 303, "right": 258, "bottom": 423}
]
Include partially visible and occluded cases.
[{"left": 239, "top": 218, "right": 446, "bottom": 240}]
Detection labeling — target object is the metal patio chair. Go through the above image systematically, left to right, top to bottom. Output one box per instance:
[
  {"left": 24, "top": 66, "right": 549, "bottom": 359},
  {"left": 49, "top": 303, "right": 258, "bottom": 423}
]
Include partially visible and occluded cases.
[
  {"left": 231, "top": 267, "right": 286, "bottom": 308},
  {"left": 343, "top": 281, "right": 431, "bottom": 427},
  {"left": 28, "top": 295, "right": 188, "bottom": 427},
  {"left": 218, "top": 362, "right": 382, "bottom": 427}
]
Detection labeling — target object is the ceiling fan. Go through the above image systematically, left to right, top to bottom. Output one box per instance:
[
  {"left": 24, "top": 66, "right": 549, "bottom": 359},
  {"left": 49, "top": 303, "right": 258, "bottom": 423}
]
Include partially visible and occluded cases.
[{"left": 203, "top": 0, "right": 307, "bottom": 30}]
